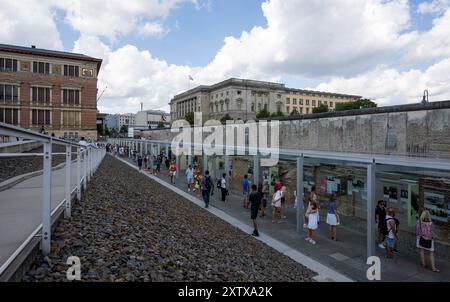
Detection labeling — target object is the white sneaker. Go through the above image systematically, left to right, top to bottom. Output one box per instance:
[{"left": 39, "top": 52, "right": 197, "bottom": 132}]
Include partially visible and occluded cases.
[
  {"left": 188, "top": 189, "right": 190, "bottom": 192},
  {"left": 303, "top": 224, "right": 308, "bottom": 228},
  {"left": 304, "top": 237, "right": 310, "bottom": 241},
  {"left": 309, "top": 239, "right": 316, "bottom": 245},
  {"left": 378, "top": 243, "right": 386, "bottom": 249}
]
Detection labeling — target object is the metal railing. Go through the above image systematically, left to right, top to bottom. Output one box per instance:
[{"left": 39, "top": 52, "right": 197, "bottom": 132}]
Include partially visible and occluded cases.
[{"left": 0, "top": 122, "right": 106, "bottom": 276}]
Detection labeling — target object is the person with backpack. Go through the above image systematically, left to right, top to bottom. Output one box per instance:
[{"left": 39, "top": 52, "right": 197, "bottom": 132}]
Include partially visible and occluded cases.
[
  {"left": 137, "top": 155, "right": 143, "bottom": 171},
  {"left": 201, "top": 170, "right": 213, "bottom": 208},
  {"left": 218, "top": 173, "right": 227, "bottom": 202},
  {"left": 249, "top": 184, "right": 262, "bottom": 237},
  {"left": 375, "top": 200, "right": 387, "bottom": 249},
  {"left": 382, "top": 207, "right": 397, "bottom": 258}
]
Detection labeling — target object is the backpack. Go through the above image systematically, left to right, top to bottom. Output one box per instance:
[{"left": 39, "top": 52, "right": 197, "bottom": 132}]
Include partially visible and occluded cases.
[
  {"left": 202, "top": 176, "right": 212, "bottom": 191},
  {"left": 217, "top": 179, "right": 222, "bottom": 189},
  {"left": 380, "top": 217, "right": 394, "bottom": 236}
]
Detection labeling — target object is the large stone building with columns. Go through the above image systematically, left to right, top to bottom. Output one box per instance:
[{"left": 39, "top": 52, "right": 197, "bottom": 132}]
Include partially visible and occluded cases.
[
  {"left": 0, "top": 43, "right": 102, "bottom": 139},
  {"left": 169, "top": 78, "right": 361, "bottom": 122}
]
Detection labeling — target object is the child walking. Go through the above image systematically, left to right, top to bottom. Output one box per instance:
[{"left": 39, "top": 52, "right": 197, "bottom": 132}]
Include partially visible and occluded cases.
[{"left": 306, "top": 201, "right": 319, "bottom": 245}]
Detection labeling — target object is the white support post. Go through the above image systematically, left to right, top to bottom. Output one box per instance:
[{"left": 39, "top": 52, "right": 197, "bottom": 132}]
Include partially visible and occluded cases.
[
  {"left": 42, "top": 140, "right": 52, "bottom": 255},
  {"left": 128, "top": 141, "right": 131, "bottom": 159},
  {"left": 140, "top": 142, "right": 143, "bottom": 156},
  {"left": 145, "top": 143, "right": 148, "bottom": 155},
  {"left": 64, "top": 144, "right": 72, "bottom": 218},
  {"left": 165, "top": 145, "right": 169, "bottom": 158},
  {"left": 76, "top": 146, "right": 81, "bottom": 201},
  {"left": 87, "top": 148, "right": 91, "bottom": 182},
  {"left": 83, "top": 149, "right": 87, "bottom": 190},
  {"left": 203, "top": 153, "right": 208, "bottom": 175},
  {"left": 224, "top": 155, "right": 230, "bottom": 178},
  {"left": 253, "top": 155, "right": 259, "bottom": 186},
  {"left": 296, "top": 155, "right": 304, "bottom": 232},
  {"left": 367, "top": 161, "right": 376, "bottom": 259}
]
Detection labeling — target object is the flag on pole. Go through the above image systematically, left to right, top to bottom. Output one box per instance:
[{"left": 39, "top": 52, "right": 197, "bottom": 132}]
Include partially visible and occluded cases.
[{"left": 188, "top": 75, "right": 194, "bottom": 81}]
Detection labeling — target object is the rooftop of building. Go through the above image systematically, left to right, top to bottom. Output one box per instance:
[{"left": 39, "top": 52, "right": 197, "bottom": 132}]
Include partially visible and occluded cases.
[
  {"left": 0, "top": 43, "right": 102, "bottom": 71},
  {"left": 171, "top": 77, "right": 361, "bottom": 101},
  {"left": 137, "top": 110, "right": 170, "bottom": 115}
]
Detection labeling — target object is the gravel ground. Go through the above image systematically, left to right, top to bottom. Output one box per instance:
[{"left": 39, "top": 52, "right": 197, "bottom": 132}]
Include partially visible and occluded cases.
[
  {"left": 0, "top": 145, "right": 76, "bottom": 183},
  {"left": 23, "top": 155, "right": 317, "bottom": 282}
]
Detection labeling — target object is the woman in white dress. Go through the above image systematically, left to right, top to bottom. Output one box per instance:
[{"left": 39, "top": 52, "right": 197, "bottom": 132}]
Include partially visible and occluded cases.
[{"left": 306, "top": 201, "right": 319, "bottom": 245}]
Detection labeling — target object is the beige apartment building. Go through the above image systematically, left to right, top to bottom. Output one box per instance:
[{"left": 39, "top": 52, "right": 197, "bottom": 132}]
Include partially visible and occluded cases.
[{"left": 284, "top": 89, "right": 361, "bottom": 115}]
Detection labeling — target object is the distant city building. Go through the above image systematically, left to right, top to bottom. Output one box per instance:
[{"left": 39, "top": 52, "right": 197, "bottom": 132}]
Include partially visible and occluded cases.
[
  {"left": 0, "top": 43, "right": 102, "bottom": 140},
  {"left": 169, "top": 78, "right": 361, "bottom": 121},
  {"left": 135, "top": 110, "right": 170, "bottom": 130},
  {"left": 105, "top": 113, "right": 119, "bottom": 130},
  {"left": 118, "top": 113, "right": 135, "bottom": 128}
]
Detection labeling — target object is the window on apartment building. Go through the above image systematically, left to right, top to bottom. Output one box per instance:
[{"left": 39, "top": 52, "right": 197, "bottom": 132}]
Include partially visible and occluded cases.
[
  {"left": 0, "top": 58, "right": 18, "bottom": 72},
  {"left": 33, "top": 62, "right": 50, "bottom": 74},
  {"left": 63, "top": 65, "right": 80, "bottom": 77},
  {"left": 0, "top": 84, "right": 19, "bottom": 102},
  {"left": 31, "top": 87, "right": 51, "bottom": 103},
  {"left": 62, "top": 89, "right": 80, "bottom": 106},
  {"left": 226, "top": 91, "right": 229, "bottom": 96},
  {"left": 237, "top": 91, "right": 242, "bottom": 95},
  {"left": 286, "top": 98, "right": 290, "bottom": 104},
  {"left": 293, "top": 99, "right": 297, "bottom": 105},
  {"left": 299, "top": 99, "right": 303, "bottom": 105},
  {"left": 306, "top": 99, "right": 309, "bottom": 105},
  {"left": 312, "top": 100, "right": 316, "bottom": 107},
  {"left": 318, "top": 100, "right": 322, "bottom": 106},
  {"left": 330, "top": 101, "right": 333, "bottom": 107},
  {"left": 226, "top": 102, "right": 229, "bottom": 111},
  {"left": 221, "top": 103, "right": 224, "bottom": 112},
  {"left": 251, "top": 103, "right": 255, "bottom": 112},
  {"left": 258, "top": 103, "right": 261, "bottom": 111},
  {"left": 277, "top": 104, "right": 281, "bottom": 112},
  {"left": 286, "top": 106, "right": 290, "bottom": 113},
  {"left": 0, "top": 108, "right": 19, "bottom": 124},
  {"left": 299, "top": 108, "right": 303, "bottom": 114},
  {"left": 306, "top": 108, "right": 309, "bottom": 114},
  {"left": 31, "top": 109, "right": 51, "bottom": 125},
  {"left": 62, "top": 111, "right": 80, "bottom": 126}
]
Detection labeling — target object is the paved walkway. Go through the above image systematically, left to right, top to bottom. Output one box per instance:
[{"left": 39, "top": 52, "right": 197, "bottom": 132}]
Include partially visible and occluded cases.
[
  {"left": 121, "top": 155, "right": 448, "bottom": 282},
  {"left": 0, "top": 160, "right": 81, "bottom": 269}
]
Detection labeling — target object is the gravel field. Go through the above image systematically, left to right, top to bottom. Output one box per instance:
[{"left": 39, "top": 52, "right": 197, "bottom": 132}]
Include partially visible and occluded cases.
[
  {"left": 0, "top": 145, "right": 76, "bottom": 183},
  {"left": 23, "top": 155, "right": 317, "bottom": 282}
]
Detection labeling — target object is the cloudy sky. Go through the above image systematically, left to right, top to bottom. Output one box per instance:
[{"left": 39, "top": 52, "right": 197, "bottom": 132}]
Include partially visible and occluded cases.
[{"left": 1, "top": 0, "right": 449, "bottom": 113}]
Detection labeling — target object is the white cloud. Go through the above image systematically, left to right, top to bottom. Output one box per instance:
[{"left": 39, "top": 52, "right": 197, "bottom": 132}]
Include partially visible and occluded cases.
[
  {"left": 0, "top": 0, "right": 63, "bottom": 50},
  {"left": 417, "top": 0, "right": 450, "bottom": 14},
  {"left": 137, "top": 22, "right": 169, "bottom": 37},
  {"left": 314, "top": 58, "right": 450, "bottom": 106}
]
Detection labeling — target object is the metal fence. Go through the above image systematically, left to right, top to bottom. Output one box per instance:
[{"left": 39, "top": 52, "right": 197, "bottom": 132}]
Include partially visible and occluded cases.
[{"left": 0, "top": 122, "right": 106, "bottom": 276}]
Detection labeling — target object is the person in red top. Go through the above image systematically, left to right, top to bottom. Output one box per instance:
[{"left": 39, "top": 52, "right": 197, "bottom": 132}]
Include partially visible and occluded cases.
[{"left": 169, "top": 162, "right": 177, "bottom": 184}]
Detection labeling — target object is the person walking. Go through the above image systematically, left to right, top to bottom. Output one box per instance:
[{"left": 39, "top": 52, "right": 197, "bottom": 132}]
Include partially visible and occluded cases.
[
  {"left": 137, "top": 155, "right": 143, "bottom": 171},
  {"left": 143, "top": 155, "right": 148, "bottom": 170},
  {"left": 169, "top": 162, "right": 177, "bottom": 184},
  {"left": 185, "top": 165, "right": 194, "bottom": 192},
  {"left": 201, "top": 170, "right": 213, "bottom": 208},
  {"left": 220, "top": 173, "right": 227, "bottom": 202},
  {"left": 242, "top": 174, "right": 250, "bottom": 208},
  {"left": 260, "top": 179, "right": 269, "bottom": 217},
  {"left": 249, "top": 184, "right": 262, "bottom": 237},
  {"left": 280, "top": 186, "right": 287, "bottom": 219},
  {"left": 326, "top": 193, "right": 339, "bottom": 241},
  {"left": 375, "top": 200, "right": 387, "bottom": 249},
  {"left": 306, "top": 201, "right": 319, "bottom": 245},
  {"left": 384, "top": 207, "right": 397, "bottom": 259},
  {"left": 416, "top": 210, "right": 439, "bottom": 272}
]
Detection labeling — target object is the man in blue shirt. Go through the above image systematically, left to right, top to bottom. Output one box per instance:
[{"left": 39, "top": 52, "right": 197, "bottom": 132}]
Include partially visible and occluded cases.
[{"left": 242, "top": 174, "right": 250, "bottom": 209}]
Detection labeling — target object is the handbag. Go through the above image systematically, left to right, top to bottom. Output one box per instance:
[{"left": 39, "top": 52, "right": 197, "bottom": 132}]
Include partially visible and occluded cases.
[{"left": 419, "top": 222, "right": 432, "bottom": 249}]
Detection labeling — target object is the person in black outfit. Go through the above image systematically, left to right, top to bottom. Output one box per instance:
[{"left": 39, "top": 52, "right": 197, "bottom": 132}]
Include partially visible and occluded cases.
[
  {"left": 137, "top": 155, "right": 143, "bottom": 171},
  {"left": 220, "top": 173, "right": 227, "bottom": 202},
  {"left": 249, "top": 184, "right": 262, "bottom": 237},
  {"left": 375, "top": 200, "right": 387, "bottom": 249}
]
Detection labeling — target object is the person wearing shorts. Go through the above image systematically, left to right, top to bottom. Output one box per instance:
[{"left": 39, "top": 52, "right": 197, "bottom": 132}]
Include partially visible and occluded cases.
[
  {"left": 169, "top": 162, "right": 177, "bottom": 184},
  {"left": 185, "top": 165, "right": 194, "bottom": 191},
  {"left": 242, "top": 175, "right": 250, "bottom": 208},
  {"left": 249, "top": 184, "right": 262, "bottom": 237}
]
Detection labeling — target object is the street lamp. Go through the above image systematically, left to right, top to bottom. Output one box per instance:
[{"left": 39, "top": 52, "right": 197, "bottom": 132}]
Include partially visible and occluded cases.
[{"left": 422, "top": 90, "right": 429, "bottom": 104}]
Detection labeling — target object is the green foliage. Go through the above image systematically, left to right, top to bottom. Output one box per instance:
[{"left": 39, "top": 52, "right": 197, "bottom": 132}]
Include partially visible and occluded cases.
[
  {"left": 334, "top": 98, "right": 377, "bottom": 112},
  {"left": 313, "top": 103, "right": 329, "bottom": 113},
  {"left": 256, "top": 108, "right": 271, "bottom": 119},
  {"left": 290, "top": 108, "right": 300, "bottom": 116},
  {"left": 270, "top": 111, "right": 284, "bottom": 118},
  {"left": 184, "top": 112, "right": 194, "bottom": 125},
  {"left": 220, "top": 114, "right": 233, "bottom": 125},
  {"left": 157, "top": 122, "right": 165, "bottom": 129},
  {"left": 120, "top": 125, "right": 128, "bottom": 134}
]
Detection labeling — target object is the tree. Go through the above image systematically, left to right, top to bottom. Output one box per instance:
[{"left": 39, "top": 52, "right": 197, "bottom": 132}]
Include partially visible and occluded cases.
[
  {"left": 335, "top": 98, "right": 377, "bottom": 112},
  {"left": 313, "top": 103, "right": 329, "bottom": 113},
  {"left": 256, "top": 108, "right": 271, "bottom": 119},
  {"left": 290, "top": 108, "right": 300, "bottom": 116},
  {"left": 270, "top": 111, "right": 284, "bottom": 118},
  {"left": 185, "top": 112, "right": 194, "bottom": 125},
  {"left": 220, "top": 114, "right": 233, "bottom": 125},
  {"left": 157, "top": 122, "right": 165, "bottom": 129},
  {"left": 104, "top": 125, "right": 110, "bottom": 136},
  {"left": 120, "top": 125, "right": 128, "bottom": 134},
  {"left": 110, "top": 127, "right": 118, "bottom": 137}
]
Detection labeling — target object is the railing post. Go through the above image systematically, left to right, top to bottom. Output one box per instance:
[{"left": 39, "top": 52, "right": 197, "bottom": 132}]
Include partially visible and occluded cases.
[
  {"left": 42, "top": 139, "right": 52, "bottom": 255},
  {"left": 64, "top": 144, "right": 72, "bottom": 218},
  {"left": 76, "top": 146, "right": 81, "bottom": 201},
  {"left": 87, "top": 147, "right": 91, "bottom": 182},
  {"left": 83, "top": 149, "right": 87, "bottom": 190},
  {"left": 203, "top": 153, "right": 208, "bottom": 175},
  {"left": 253, "top": 154, "right": 259, "bottom": 187},
  {"left": 296, "top": 155, "right": 304, "bottom": 232},
  {"left": 367, "top": 161, "right": 376, "bottom": 258}
]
